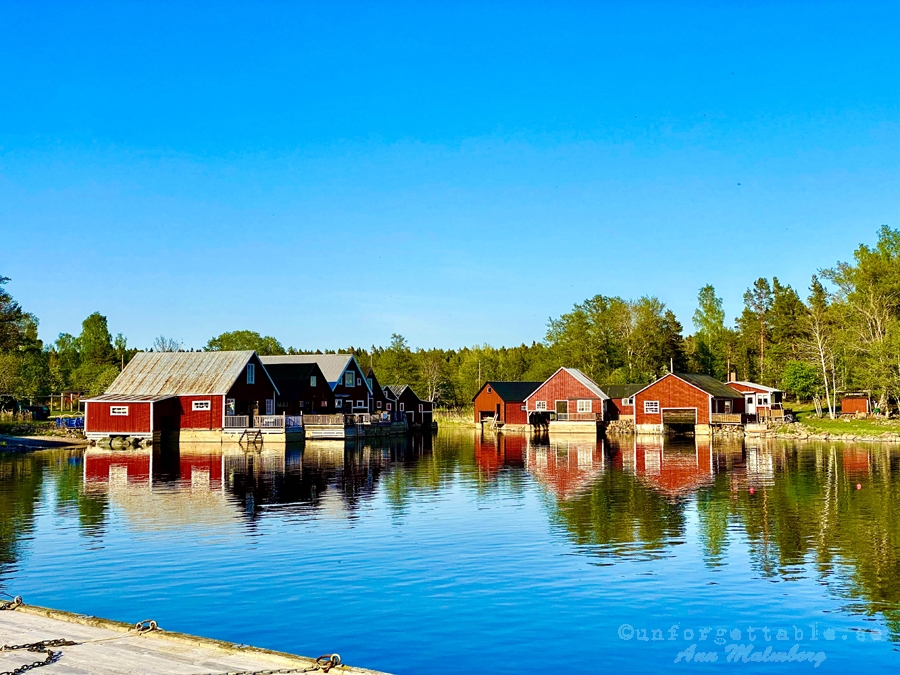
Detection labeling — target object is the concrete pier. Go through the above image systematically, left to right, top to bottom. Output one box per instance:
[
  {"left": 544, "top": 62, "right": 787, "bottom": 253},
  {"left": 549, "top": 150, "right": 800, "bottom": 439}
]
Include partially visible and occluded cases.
[{"left": 0, "top": 601, "right": 390, "bottom": 675}]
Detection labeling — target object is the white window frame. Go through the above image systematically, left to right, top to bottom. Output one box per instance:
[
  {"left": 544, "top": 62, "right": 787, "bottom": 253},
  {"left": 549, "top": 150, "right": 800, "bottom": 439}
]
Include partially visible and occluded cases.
[
  {"left": 246, "top": 363, "right": 255, "bottom": 384},
  {"left": 345, "top": 371, "right": 354, "bottom": 386},
  {"left": 310, "top": 375, "right": 317, "bottom": 387},
  {"left": 357, "top": 377, "right": 363, "bottom": 387},
  {"left": 757, "top": 395, "right": 769, "bottom": 406},
  {"left": 623, "top": 396, "right": 634, "bottom": 406},
  {"left": 266, "top": 399, "right": 274, "bottom": 415},
  {"left": 335, "top": 399, "right": 343, "bottom": 408},
  {"left": 192, "top": 400, "right": 211, "bottom": 411},
  {"left": 356, "top": 400, "right": 364, "bottom": 409},
  {"left": 535, "top": 400, "right": 548, "bottom": 411},
  {"left": 577, "top": 400, "right": 592, "bottom": 413},
  {"left": 644, "top": 400, "right": 660, "bottom": 414},
  {"left": 725, "top": 400, "right": 732, "bottom": 413},
  {"left": 377, "top": 401, "right": 382, "bottom": 409},
  {"left": 387, "top": 402, "right": 392, "bottom": 411},
  {"left": 400, "top": 403, "right": 405, "bottom": 412},
  {"left": 418, "top": 404, "right": 423, "bottom": 412},
  {"left": 110, "top": 406, "right": 129, "bottom": 416}
]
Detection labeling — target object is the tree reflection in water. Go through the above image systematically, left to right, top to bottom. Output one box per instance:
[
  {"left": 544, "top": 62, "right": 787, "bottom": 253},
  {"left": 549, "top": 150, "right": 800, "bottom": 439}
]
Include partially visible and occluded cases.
[{"left": 3, "top": 432, "right": 900, "bottom": 639}]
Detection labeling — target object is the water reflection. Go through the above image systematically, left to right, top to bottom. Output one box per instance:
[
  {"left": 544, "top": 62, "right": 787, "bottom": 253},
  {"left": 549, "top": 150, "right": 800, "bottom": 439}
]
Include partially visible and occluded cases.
[{"left": 3, "top": 432, "right": 900, "bottom": 643}]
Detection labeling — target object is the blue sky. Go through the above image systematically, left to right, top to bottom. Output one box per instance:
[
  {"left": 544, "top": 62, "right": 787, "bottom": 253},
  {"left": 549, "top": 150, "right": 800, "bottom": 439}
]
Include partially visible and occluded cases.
[{"left": 1, "top": 1, "right": 897, "bottom": 351}]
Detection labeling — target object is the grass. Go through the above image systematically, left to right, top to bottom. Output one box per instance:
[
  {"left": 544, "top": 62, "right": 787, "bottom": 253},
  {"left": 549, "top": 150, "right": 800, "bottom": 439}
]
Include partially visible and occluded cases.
[
  {"left": 779, "top": 401, "right": 900, "bottom": 437},
  {"left": 433, "top": 406, "right": 476, "bottom": 425}
]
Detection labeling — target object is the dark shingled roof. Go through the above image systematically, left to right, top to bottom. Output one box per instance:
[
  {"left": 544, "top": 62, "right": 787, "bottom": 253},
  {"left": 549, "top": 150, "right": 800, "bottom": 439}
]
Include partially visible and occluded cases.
[
  {"left": 676, "top": 373, "right": 745, "bottom": 399},
  {"left": 475, "top": 381, "right": 543, "bottom": 403},
  {"left": 602, "top": 384, "right": 643, "bottom": 399}
]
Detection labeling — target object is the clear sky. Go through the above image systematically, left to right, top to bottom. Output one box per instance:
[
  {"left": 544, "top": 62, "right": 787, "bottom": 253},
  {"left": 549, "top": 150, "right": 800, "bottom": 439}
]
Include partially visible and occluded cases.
[{"left": 1, "top": 1, "right": 897, "bottom": 351}]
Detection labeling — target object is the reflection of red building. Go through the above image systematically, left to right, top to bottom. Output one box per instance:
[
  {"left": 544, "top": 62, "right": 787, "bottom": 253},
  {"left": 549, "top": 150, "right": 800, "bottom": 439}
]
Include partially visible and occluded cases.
[
  {"left": 475, "top": 433, "right": 526, "bottom": 476},
  {"left": 632, "top": 437, "right": 714, "bottom": 497},
  {"left": 526, "top": 438, "right": 605, "bottom": 499},
  {"left": 842, "top": 447, "right": 870, "bottom": 478},
  {"left": 84, "top": 449, "right": 152, "bottom": 488},
  {"left": 179, "top": 452, "right": 224, "bottom": 487}
]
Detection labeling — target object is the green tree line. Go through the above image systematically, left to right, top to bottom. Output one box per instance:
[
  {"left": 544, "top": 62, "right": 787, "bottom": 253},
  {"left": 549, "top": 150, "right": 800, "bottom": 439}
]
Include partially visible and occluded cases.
[{"left": 3, "top": 225, "right": 898, "bottom": 411}]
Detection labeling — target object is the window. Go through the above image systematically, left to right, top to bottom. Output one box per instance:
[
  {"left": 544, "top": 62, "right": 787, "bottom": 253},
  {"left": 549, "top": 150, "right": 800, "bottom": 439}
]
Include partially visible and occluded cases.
[
  {"left": 246, "top": 363, "right": 255, "bottom": 384},
  {"left": 345, "top": 372, "right": 354, "bottom": 386},
  {"left": 310, "top": 375, "right": 317, "bottom": 387},
  {"left": 358, "top": 377, "right": 364, "bottom": 387},
  {"left": 367, "top": 377, "right": 372, "bottom": 388},
  {"left": 487, "top": 386, "right": 492, "bottom": 394},
  {"left": 757, "top": 395, "right": 769, "bottom": 406},
  {"left": 622, "top": 396, "right": 634, "bottom": 406},
  {"left": 226, "top": 399, "right": 235, "bottom": 416},
  {"left": 266, "top": 399, "right": 274, "bottom": 415},
  {"left": 335, "top": 399, "right": 343, "bottom": 408},
  {"left": 192, "top": 400, "right": 211, "bottom": 411},
  {"left": 356, "top": 400, "right": 364, "bottom": 409},
  {"left": 535, "top": 400, "right": 548, "bottom": 411},
  {"left": 577, "top": 400, "right": 592, "bottom": 413},
  {"left": 724, "top": 400, "right": 732, "bottom": 413},
  {"left": 377, "top": 401, "right": 382, "bottom": 409},
  {"left": 644, "top": 401, "right": 660, "bottom": 414},
  {"left": 387, "top": 403, "right": 392, "bottom": 411},
  {"left": 400, "top": 403, "right": 405, "bottom": 412},
  {"left": 521, "top": 405, "right": 527, "bottom": 411},
  {"left": 110, "top": 406, "right": 129, "bottom": 416}
]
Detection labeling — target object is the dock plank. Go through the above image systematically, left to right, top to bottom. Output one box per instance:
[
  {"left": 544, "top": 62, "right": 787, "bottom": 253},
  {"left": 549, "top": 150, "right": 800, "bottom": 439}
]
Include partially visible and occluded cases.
[{"left": 0, "top": 606, "right": 389, "bottom": 675}]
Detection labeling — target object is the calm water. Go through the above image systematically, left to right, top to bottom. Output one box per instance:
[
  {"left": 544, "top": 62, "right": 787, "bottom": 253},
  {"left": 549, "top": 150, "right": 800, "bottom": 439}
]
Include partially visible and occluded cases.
[{"left": 2, "top": 430, "right": 900, "bottom": 674}]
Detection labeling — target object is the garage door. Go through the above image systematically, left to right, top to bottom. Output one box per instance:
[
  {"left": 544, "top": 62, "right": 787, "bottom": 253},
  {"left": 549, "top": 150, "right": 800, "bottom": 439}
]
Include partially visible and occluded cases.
[{"left": 662, "top": 408, "right": 697, "bottom": 425}]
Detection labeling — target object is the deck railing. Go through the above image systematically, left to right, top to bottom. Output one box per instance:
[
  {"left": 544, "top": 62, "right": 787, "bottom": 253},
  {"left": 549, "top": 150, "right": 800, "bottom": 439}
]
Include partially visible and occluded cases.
[
  {"left": 555, "top": 413, "right": 600, "bottom": 422},
  {"left": 711, "top": 413, "right": 743, "bottom": 424},
  {"left": 303, "top": 414, "right": 348, "bottom": 426},
  {"left": 224, "top": 415, "right": 249, "bottom": 429},
  {"left": 253, "top": 415, "right": 285, "bottom": 429},
  {"left": 285, "top": 415, "right": 303, "bottom": 429}
]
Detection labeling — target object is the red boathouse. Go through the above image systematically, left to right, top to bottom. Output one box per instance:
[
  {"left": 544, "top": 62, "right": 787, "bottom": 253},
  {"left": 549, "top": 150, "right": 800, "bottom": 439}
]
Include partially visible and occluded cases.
[
  {"left": 84, "top": 351, "right": 278, "bottom": 440},
  {"left": 524, "top": 367, "right": 609, "bottom": 433},
  {"left": 633, "top": 373, "right": 744, "bottom": 435},
  {"left": 472, "top": 381, "right": 542, "bottom": 427}
]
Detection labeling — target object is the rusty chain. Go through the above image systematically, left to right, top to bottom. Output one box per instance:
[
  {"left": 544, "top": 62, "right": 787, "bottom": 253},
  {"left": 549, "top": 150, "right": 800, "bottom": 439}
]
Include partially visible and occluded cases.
[
  {"left": 0, "top": 598, "right": 22, "bottom": 612},
  {"left": 0, "top": 639, "right": 77, "bottom": 675},
  {"left": 190, "top": 653, "right": 343, "bottom": 675}
]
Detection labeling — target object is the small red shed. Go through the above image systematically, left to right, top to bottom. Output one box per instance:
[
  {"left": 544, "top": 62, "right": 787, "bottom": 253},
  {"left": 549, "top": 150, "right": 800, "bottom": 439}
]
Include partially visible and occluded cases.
[
  {"left": 524, "top": 367, "right": 609, "bottom": 422},
  {"left": 633, "top": 373, "right": 745, "bottom": 434},
  {"left": 472, "top": 381, "right": 542, "bottom": 426},
  {"left": 841, "top": 394, "right": 872, "bottom": 416}
]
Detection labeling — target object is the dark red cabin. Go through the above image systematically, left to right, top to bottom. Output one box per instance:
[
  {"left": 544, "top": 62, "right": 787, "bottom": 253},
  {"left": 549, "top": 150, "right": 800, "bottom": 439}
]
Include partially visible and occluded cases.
[{"left": 472, "top": 381, "right": 542, "bottom": 425}]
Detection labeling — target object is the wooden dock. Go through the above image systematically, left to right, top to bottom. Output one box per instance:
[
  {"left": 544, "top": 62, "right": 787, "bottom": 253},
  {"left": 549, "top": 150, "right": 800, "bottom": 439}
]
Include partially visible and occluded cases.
[{"left": 0, "top": 600, "right": 390, "bottom": 675}]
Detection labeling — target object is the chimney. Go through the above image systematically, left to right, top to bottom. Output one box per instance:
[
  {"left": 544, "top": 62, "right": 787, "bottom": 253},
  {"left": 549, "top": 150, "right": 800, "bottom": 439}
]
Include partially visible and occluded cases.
[{"left": 728, "top": 370, "right": 737, "bottom": 383}]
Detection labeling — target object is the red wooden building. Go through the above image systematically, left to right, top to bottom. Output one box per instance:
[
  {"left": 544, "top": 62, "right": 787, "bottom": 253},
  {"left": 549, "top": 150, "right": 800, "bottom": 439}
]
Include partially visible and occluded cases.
[
  {"left": 84, "top": 351, "right": 278, "bottom": 440},
  {"left": 261, "top": 354, "right": 371, "bottom": 412},
  {"left": 366, "top": 367, "right": 391, "bottom": 414},
  {"left": 524, "top": 368, "right": 609, "bottom": 430},
  {"left": 633, "top": 373, "right": 744, "bottom": 435},
  {"left": 472, "top": 381, "right": 542, "bottom": 426},
  {"left": 385, "top": 384, "right": 433, "bottom": 428},
  {"left": 603, "top": 384, "right": 642, "bottom": 421},
  {"left": 841, "top": 393, "right": 872, "bottom": 415}
]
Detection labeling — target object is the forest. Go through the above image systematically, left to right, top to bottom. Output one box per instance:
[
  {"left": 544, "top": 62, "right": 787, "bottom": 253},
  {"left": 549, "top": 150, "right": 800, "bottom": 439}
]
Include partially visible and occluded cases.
[{"left": 1, "top": 225, "right": 899, "bottom": 416}]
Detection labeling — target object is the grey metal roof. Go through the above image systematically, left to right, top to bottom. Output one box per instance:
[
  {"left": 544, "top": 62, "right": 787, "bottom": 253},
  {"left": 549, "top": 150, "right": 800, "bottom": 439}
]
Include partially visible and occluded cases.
[
  {"left": 100, "top": 351, "right": 270, "bottom": 397},
  {"left": 260, "top": 354, "right": 372, "bottom": 393},
  {"left": 564, "top": 368, "right": 610, "bottom": 399},
  {"left": 85, "top": 393, "right": 176, "bottom": 403}
]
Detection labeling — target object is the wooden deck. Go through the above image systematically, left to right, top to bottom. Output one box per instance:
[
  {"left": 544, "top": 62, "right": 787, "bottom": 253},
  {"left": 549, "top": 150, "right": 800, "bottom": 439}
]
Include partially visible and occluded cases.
[{"left": 0, "top": 602, "right": 389, "bottom": 675}]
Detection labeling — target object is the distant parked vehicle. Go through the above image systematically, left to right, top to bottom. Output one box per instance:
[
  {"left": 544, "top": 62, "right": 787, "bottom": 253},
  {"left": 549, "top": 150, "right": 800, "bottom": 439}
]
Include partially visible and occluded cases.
[
  {"left": 24, "top": 405, "right": 51, "bottom": 421},
  {"left": 56, "top": 416, "right": 85, "bottom": 429}
]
